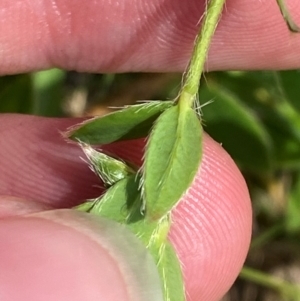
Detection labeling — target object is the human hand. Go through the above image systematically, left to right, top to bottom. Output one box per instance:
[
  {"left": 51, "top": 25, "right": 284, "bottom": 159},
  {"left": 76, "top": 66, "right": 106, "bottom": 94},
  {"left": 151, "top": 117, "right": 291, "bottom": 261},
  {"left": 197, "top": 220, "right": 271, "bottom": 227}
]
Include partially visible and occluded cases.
[{"left": 0, "top": 1, "right": 299, "bottom": 300}]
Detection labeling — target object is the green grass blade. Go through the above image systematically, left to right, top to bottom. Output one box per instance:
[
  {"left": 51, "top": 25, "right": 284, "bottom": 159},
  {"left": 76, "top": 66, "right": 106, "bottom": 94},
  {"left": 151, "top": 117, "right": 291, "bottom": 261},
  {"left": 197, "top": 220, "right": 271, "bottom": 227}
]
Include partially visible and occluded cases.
[
  {"left": 67, "top": 101, "right": 173, "bottom": 144},
  {"left": 143, "top": 105, "right": 202, "bottom": 220}
]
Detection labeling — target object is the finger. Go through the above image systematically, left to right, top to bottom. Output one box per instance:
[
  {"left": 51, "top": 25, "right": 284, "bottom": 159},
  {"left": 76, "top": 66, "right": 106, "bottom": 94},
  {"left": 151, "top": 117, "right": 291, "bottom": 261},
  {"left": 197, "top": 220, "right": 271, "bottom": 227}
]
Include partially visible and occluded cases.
[
  {"left": 1, "top": 0, "right": 299, "bottom": 74},
  {"left": 0, "top": 114, "right": 144, "bottom": 208},
  {"left": 0, "top": 115, "right": 252, "bottom": 300},
  {"left": 118, "top": 133, "right": 252, "bottom": 300},
  {"left": 169, "top": 134, "right": 252, "bottom": 301},
  {"left": 0, "top": 196, "right": 53, "bottom": 218},
  {"left": 0, "top": 209, "right": 163, "bottom": 301}
]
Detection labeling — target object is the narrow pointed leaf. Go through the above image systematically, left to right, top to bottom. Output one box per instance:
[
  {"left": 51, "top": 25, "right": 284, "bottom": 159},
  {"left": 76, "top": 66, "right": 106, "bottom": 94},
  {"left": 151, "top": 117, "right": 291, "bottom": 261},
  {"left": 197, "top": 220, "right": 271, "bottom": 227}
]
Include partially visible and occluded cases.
[
  {"left": 277, "top": 70, "right": 300, "bottom": 113},
  {"left": 67, "top": 101, "right": 174, "bottom": 144},
  {"left": 144, "top": 105, "right": 202, "bottom": 219},
  {"left": 80, "top": 143, "right": 135, "bottom": 186},
  {"left": 75, "top": 168, "right": 185, "bottom": 300},
  {"left": 75, "top": 175, "right": 158, "bottom": 245},
  {"left": 80, "top": 175, "right": 144, "bottom": 223},
  {"left": 75, "top": 201, "right": 95, "bottom": 212},
  {"left": 149, "top": 242, "right": 185, "bottom": 301}
]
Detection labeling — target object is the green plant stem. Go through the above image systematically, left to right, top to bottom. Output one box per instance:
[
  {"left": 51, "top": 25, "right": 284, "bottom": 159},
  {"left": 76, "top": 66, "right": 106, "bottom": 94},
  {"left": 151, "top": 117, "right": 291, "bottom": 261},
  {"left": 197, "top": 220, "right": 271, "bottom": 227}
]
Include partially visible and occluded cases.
[
  {"left": 179, "top": 0, "right": 226, "bottom": 107},
  {"left": 276, "top": 0, "right": 300, "bottom": 32},
  {"left": 240, "top": 266, "right": 300, "bottom": 299}
]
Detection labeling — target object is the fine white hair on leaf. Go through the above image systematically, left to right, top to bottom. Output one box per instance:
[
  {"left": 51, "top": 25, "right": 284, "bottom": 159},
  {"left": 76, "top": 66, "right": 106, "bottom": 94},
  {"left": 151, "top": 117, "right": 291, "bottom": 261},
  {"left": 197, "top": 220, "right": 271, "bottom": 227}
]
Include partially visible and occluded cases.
[
  {"left": 194, "top": 98, "right": 214, "bottom": 117},
  {"left": 79, "top": 141, "right": 135, "bottom": 187}
]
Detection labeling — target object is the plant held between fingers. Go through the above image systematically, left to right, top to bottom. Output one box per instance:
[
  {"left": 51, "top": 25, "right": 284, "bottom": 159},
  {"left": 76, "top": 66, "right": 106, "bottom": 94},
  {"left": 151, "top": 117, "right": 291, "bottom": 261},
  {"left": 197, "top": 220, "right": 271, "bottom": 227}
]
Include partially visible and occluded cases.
[{"left": 65, "top": 0, "right": 300, "bottom": 300}]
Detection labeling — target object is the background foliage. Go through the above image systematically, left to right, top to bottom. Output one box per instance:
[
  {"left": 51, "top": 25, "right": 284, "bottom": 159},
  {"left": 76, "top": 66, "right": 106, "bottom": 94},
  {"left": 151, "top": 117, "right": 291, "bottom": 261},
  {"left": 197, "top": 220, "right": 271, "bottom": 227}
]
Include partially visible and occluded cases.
[{"left": 1, "top": 69, "right": 300, "bottom": 300}]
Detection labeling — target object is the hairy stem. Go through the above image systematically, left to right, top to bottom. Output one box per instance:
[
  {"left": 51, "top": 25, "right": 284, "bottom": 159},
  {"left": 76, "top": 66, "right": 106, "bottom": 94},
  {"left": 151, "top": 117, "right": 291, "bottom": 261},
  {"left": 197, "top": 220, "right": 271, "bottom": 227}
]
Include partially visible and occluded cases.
[{"left": 179, "top": 0, "right": 226, "bottom": 107}]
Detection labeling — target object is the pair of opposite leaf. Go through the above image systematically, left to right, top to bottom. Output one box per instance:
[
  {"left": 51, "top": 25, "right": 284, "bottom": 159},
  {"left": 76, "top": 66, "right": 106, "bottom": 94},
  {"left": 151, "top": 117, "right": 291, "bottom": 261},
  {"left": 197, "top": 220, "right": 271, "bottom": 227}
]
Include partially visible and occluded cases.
[
  {"left": 67, "top": 100, "right": 203, "bottom": 301},
  {"left": 68, "top": 100, "right": 203, "bottom": 220}
]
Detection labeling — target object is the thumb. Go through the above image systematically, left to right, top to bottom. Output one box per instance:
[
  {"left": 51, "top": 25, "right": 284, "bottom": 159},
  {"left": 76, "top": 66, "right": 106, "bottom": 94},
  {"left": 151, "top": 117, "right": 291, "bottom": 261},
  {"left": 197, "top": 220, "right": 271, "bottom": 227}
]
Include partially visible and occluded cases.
[{"left": 0, "top": 208, "right": 163, "bottom": 301}]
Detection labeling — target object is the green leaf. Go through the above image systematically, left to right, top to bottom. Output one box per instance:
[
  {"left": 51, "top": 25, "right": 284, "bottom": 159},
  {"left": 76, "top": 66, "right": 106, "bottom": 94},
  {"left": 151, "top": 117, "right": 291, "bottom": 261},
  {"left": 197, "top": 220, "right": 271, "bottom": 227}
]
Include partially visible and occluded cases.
[
  {"left": 32, "top": 69, "right": 65, "bottom": 117},
  {"left": 277, "top": 70, "right": 300, "bottom": 113},
  {"left": 203, "top": 71, "right": 300, "bottom": 169},
  {"left": 206, "top": 71, "right": 282, "bottom": 110},
  {"left": 0, "top": 74, "right": 33, "bottom": 113},
  {"left": 200, "top": 81, "right": 273, "bottom": 172},
  {"left": 67, "top": 101, "right": 174, "bottom": 144},
  {"left": 144, "top": 105, "right": 202, "bottom": 220},
  {"left": 256, "top": 105, "right": 300, "bottom": 169},
  {"left": 80, "top": 143, "right": 135, "bottom": 186},
  {"left": 75, "top": 174, "right": 161, "bottom": 245},
  {"left": 76, "top": 174, "right": 144, "bottom": 223},
  {"left": 76, "top": 174, "right": 158, "bottom": 242},
  {"left": 286, "top": 176, "right": 300, "bottom": 233},
  {"left": 76, "top": 188, "right": 184, "bottom": 301},
  {"left": 75, "top": 201, "right": 95, "bottom": 212},
  {"left": 34, "top": 209, "right": 165, "bottom": 301},
  {"left": 142, "top": 214, "right": 184, "bottom": 300},
  {"left": 149, "top": 242, "right": 185, "bottom": 301}
]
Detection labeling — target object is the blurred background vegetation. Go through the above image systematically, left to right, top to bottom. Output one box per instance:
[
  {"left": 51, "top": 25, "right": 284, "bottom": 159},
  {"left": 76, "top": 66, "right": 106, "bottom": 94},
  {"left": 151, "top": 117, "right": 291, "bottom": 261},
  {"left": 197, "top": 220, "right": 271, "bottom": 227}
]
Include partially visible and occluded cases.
[{"left": 1, "top": 69, "right": 300, "bottom": 300}]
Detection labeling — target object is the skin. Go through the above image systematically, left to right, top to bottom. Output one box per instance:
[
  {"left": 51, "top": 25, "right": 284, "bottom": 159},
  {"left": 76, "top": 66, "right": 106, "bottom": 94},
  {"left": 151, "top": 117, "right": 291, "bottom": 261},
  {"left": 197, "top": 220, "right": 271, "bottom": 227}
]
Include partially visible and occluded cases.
[{"left": 0, "top": 0, "right": 299, "bottom": 300}]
